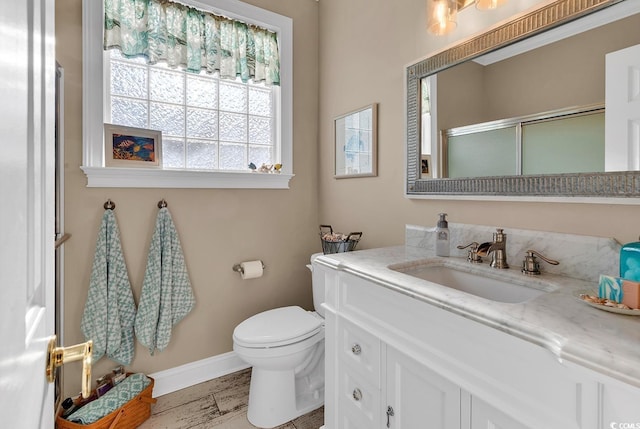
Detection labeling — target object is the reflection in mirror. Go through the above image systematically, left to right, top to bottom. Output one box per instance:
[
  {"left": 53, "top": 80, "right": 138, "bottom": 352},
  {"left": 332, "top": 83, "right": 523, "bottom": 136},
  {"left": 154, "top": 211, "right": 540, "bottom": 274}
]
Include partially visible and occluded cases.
[
  {"left": 407, "top": 0, "right": 640, "bottom": 198},
  {"left": 424, "top": 10, "right": 639, "bottom": 179},
  {"left": 334, "top": 103, "right": 378, "bottom": 178},
  {"left": 441, "top": 105, "right": 605, "bottom": 178}
]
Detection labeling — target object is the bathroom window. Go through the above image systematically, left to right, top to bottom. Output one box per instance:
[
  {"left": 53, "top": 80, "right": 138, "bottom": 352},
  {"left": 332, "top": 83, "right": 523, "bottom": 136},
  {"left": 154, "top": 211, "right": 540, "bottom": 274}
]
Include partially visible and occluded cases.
[
  {"left": 82, "top": 0, "right": 293, "bottom": 188},
  {"left": 107, "top": 52, "right": 277, "bottom": 171}
]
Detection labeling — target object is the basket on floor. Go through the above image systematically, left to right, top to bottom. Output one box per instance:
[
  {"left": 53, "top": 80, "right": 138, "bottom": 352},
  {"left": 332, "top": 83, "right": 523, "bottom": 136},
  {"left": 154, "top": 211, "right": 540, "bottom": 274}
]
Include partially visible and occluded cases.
[
  {"left": 319, "top": 224, "right": 362, "bottom": 254},
  {"left": 56, "top": 375, "right": 156, "bottom": 429}
]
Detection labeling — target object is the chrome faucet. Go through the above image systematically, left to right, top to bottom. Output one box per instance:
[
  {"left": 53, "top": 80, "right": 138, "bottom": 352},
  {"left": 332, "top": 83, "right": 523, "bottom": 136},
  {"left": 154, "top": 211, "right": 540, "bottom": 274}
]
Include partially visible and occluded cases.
[
  {"left": 478, "top": 228, "right": 509, "bottom": 269},
  {"left": 456, "top": 241, "right": 483, "bottom": 264},
  {"left": 521, "top": 249, "right": 559, "bottom": 275}
]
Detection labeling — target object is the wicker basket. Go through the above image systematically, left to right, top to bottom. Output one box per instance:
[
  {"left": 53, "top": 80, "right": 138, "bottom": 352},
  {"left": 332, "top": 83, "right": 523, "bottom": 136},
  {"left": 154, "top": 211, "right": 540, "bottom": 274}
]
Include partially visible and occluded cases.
[
  {"left": 319, "top": 225, "right": 362, "bottom": 254},
  {"left": 56, "top": 375, "right": 156, "bottom": 429}
]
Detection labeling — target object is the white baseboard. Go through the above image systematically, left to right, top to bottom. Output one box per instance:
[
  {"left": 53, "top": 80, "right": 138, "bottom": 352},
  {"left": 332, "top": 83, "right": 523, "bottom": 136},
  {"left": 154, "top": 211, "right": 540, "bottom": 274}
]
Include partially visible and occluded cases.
[{"left": 148, "top": 351, "right": 250, "bottom": 397}]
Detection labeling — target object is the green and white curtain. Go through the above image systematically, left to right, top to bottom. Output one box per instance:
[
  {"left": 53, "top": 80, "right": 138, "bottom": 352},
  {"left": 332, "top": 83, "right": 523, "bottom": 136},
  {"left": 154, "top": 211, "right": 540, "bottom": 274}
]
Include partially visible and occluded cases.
[{"left": 104, "top": 0, "right": 280, "bottom": 86}]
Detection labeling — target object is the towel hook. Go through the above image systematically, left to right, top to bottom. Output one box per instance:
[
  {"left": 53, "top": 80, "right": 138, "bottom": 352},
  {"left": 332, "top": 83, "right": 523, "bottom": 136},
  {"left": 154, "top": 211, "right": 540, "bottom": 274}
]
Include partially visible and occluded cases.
[
  {"left": 104, "top": 199, "right": 116, "bottom": 210},
  {"left": 157, "top": 199, "right": 168, "bottom": 208}
]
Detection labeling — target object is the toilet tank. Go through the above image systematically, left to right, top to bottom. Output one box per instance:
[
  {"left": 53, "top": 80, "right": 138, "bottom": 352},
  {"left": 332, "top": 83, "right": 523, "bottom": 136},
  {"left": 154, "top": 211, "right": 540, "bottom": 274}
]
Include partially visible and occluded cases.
[{"left": 309, "top": 253, "right": 326, "bottom": 318}]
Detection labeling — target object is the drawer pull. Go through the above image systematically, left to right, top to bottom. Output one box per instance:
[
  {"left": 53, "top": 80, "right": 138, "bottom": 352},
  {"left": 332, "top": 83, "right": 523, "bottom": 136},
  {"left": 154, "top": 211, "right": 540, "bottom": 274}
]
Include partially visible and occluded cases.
[
  {"left": 351, "top": 344, "right": 362, "bottom": 355},
  {"left": 352, "top": 388, "right": 363, "bottom": 401},
  {"left": 386, "top": 405, "right": 395, "bottom": 428}
]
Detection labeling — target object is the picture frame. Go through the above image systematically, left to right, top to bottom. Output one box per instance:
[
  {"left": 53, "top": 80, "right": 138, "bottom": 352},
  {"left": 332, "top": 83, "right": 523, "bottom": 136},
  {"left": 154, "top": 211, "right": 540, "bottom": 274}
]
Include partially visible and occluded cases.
[
  {"left": 334, "top": 103, "right": 378, "bottom": 178},
  {"left": 104, "top": 124, "right": 162, "bottom": 168},
  {"left": 421, "top": 155, "right": 432, "bottom": 178}
]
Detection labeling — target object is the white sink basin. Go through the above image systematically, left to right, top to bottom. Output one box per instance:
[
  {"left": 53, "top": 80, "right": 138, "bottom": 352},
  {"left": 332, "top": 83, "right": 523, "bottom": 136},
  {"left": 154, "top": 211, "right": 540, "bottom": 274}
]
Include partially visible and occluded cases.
[{"left": 390, "top": 263, "right": 553, "bottom": 303}]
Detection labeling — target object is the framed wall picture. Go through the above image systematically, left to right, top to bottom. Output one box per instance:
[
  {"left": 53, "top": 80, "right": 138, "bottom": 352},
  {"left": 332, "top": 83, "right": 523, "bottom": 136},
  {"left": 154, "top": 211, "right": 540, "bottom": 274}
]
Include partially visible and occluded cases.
[
  {"left": 334, "top": 103, "right": 378, "bottom": 178},
  {"left": 104, "top": 124, "right": 162, "bottom": 168},
  {"left": 421, "top": 155, "right": 432, "bottom": 178}
]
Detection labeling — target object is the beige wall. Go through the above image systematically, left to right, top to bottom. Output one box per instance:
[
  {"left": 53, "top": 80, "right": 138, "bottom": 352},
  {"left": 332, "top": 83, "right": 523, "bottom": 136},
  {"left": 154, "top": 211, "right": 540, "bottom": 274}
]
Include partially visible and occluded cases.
[
  {"left": 56, "top": 0, "right": 319, "bottom": 397},
  {"left": 318, "top": 0, "right": 640, "bottom": 251},
  {"left": 437, "top": 61, "right": 487, "bottom": 131}
]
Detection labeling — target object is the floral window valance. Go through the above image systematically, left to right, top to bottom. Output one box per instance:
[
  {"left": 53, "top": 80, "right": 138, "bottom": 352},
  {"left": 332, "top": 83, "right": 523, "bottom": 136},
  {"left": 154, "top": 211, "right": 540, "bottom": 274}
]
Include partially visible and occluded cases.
[{"left": 104, "top": 0, "right": 280, "bottom": 86}]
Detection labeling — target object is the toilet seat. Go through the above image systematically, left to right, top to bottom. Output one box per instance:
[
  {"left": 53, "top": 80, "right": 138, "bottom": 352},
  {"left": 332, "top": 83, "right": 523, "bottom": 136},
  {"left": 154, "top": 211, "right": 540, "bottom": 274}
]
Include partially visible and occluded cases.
[{"left": 233, "top": 306, "right": 323, "bottom": 348}]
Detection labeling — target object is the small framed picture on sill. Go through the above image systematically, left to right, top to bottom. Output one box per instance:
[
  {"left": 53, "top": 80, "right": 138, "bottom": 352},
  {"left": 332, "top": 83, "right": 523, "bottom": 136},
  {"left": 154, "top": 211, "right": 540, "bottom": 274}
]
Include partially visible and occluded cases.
[
  {"left": 104, "top": 124, "right": 162, "bottom": 168},
  {"left": 421, "top": 155, "right": 431, "bottom": 178}
]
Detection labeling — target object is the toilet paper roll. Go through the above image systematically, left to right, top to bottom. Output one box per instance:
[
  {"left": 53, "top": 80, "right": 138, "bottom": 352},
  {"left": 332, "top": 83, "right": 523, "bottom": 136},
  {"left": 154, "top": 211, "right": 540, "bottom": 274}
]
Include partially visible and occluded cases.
[{"left": 240, "top": 260, "right": 263, "bottom": 280}]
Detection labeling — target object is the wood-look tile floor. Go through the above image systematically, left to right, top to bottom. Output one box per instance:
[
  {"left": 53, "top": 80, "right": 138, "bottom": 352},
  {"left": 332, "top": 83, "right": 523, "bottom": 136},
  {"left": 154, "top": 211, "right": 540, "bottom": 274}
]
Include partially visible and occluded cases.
[{"left": 138, "top": 368, "right": 324, "bottom": 429}]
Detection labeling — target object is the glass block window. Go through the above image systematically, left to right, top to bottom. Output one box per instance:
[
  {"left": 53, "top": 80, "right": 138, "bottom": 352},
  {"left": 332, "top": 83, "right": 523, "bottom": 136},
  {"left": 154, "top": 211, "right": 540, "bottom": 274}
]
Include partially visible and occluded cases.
[{"left": 106, "top": 50, "right": 277, "bottom": 171}]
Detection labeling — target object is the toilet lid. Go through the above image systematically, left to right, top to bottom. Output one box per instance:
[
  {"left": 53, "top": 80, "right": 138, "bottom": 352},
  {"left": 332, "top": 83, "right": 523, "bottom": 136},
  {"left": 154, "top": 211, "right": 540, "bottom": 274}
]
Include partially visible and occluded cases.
[{"left": 233, "top": 306, "right": 323, "bottom": 348}]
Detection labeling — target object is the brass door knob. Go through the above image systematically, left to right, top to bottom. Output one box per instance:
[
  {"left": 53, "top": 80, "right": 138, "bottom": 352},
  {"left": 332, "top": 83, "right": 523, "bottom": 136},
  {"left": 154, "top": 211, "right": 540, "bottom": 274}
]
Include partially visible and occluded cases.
[{"left": 46, "top": 336, "right": 93, "bottom": 398}]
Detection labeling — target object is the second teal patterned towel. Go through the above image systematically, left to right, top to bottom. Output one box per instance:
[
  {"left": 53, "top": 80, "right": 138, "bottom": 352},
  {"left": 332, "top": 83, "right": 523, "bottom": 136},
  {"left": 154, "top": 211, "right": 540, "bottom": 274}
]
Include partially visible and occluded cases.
[{"left": 135, "top": 207, "right": 195, "bottom": 355}]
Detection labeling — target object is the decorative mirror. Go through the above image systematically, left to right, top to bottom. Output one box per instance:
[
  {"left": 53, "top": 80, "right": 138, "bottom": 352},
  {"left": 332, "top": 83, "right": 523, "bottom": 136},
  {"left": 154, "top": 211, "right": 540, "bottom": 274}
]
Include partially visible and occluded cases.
[
  {"left": 406, "top": 0, "right": 640, "bottom": 199},
  {"left": 335, "top": 103, "right": 378, "bottom": 178}
]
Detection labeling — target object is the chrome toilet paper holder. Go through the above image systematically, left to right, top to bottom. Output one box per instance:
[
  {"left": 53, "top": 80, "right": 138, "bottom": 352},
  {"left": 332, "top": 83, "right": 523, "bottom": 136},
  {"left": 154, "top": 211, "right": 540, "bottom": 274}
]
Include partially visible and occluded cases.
[{"left": 233, "top": 260, "right": 266, "bottom": 274}]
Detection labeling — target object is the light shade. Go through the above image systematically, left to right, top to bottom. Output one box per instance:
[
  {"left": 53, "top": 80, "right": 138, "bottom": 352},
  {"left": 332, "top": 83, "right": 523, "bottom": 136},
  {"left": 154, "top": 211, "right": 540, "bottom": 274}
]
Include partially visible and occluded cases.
[
  {"left": 427, "top": 0, "right": 458, "bottom": 35},
  {"left": 475, "top": 0, "right": 508, "bottom": 10}
]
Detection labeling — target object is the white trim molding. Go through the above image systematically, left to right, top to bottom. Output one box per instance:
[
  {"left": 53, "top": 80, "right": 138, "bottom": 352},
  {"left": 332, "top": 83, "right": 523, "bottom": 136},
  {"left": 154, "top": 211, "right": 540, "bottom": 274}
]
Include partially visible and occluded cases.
[
  {"left": 81, "top": 166, "right": 295, "bottom": 189},
  {"left": 148, "top": 352, "right": 250, "bottom": 397}
]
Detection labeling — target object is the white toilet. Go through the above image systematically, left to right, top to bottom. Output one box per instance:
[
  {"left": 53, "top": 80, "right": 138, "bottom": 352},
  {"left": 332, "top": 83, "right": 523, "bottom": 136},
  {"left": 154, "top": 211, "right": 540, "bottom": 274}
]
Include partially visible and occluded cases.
[{"left": 233, "top": 254, "right": 325, "bottom": 428}]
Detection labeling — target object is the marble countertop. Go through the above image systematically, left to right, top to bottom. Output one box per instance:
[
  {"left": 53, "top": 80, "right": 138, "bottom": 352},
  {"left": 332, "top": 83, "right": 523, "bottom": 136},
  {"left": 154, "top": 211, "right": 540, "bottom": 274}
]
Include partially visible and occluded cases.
[{"left": 316, "top": 245, "right": 640, "bottom": 388}]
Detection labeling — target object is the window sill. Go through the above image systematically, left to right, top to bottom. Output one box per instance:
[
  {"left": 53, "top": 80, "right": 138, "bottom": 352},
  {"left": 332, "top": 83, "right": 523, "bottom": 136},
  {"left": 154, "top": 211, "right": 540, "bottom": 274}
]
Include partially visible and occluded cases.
[{"left": 81, "top": 166, "right": 294, "bottom": 189}]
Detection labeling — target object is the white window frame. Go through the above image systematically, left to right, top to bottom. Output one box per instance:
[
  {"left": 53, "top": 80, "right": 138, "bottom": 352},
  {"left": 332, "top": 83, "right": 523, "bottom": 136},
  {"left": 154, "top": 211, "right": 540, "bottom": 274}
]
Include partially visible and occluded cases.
[{"left": 81, "top": 0, "right": 293, "bottom": 188}]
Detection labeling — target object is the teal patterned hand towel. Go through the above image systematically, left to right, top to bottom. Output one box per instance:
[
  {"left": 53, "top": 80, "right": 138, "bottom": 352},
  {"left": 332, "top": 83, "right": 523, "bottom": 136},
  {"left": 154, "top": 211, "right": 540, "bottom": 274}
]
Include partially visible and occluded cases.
[
  {"left": 135, "top": 207, "right": 195, "bottom": 355},
  {"left": 81, "top": 210, "right": 137, "bottom": 365},
  {"left": 66, "top": 373, "right": 151, "bottom": 424}
]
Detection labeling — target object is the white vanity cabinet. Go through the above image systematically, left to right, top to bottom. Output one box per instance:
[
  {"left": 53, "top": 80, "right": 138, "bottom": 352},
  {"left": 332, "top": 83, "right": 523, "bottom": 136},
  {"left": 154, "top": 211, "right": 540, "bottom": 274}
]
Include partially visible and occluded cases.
[
  {"left": 318, "top": 263, "right": 609, "bottom": 429},
  {"left": 327, "top": 312, "right": 462, "bottom": 429}
]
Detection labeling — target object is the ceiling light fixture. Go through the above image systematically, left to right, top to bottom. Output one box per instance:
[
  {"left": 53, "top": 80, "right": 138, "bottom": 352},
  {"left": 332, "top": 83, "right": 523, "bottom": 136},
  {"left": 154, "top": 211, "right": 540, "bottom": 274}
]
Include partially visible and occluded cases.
[
  {"left": 427, "top": 0, "right": 508, "bottom": 36},
  {"left": 427, "top": 0, "right": 458, "bottom": 36},
  {"left": 475, "top": 0, "right": 508, "bottom": 10}
]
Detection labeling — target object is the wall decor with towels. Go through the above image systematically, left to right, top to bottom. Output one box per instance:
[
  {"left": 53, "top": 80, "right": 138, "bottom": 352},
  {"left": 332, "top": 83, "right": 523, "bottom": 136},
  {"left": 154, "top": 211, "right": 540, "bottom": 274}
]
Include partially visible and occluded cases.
[
  {"left": 81, "top": 199, "right": 137, "bottom": 365},
  {"left": 134, "top": 199, "right": 196, "bottom": 355}
]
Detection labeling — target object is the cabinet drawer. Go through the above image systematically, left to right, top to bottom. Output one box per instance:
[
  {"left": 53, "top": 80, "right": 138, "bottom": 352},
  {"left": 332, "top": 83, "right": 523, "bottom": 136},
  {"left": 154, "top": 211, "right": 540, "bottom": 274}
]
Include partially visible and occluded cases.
[
  {"left": 338, "top": 316, "right": 381, "bottom": 387},
  {"left": 337, "top": 365, "right": 380, "bottom": 429}
]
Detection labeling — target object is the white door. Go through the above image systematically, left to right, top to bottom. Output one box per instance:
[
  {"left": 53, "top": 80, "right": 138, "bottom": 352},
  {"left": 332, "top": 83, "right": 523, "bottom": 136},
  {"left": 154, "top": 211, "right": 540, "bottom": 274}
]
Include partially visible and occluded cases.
[
  {"left": 0, "top": 0, "right": 56, "bottom": 427},
  {"left": 605, "top": 43, "right": 640, "bottom": 171},
  {"left": 386, "top": 347, "right": 461, "bottom": 428}
]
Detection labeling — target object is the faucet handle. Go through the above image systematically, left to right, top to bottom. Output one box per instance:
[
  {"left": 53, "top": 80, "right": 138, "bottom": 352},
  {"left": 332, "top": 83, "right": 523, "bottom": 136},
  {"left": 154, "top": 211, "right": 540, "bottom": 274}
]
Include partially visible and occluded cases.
[
  {"left": 493, "top": 228, "right": 506, "bottom": 241},
  {"left": 456, "top": 242, "right": 483, "bottom": 264},
  {"left": 522, "top": 249, "right": 559, "bottom": 275}
]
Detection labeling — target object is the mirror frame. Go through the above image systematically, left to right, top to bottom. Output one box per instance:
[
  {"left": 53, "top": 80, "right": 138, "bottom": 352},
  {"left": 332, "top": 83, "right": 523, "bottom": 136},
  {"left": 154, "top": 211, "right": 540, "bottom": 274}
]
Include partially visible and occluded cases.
[{"left": 406, "top": 0, "right": 640, "bottom": 199}]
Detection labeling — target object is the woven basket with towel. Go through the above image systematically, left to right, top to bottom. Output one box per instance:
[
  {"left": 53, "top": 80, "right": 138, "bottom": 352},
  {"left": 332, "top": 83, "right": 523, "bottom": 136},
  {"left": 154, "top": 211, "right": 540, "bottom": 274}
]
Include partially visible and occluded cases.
[{"left": 56, "top": 373, "right": 156, "bottom": 429}]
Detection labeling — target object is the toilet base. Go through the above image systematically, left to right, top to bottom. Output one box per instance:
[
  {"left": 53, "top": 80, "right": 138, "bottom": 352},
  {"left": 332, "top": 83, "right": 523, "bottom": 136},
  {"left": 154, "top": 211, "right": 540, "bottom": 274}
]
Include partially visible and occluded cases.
[{"left": 246, "top": 366, "right": 324, "bottom": 428}]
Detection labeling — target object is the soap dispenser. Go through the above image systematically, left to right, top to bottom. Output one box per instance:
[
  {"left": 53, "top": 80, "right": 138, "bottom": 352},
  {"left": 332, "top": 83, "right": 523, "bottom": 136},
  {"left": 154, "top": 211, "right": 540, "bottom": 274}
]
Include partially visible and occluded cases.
[{"left": 435, "top": 213, "right": 450, "bottom": 257}]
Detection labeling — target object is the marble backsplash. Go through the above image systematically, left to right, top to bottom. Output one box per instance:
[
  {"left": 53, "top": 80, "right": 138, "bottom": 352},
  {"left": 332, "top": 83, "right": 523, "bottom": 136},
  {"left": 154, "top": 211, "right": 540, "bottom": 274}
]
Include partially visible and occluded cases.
[{"left": 406, "top": 223, "right": 622, "bottom": 283}]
